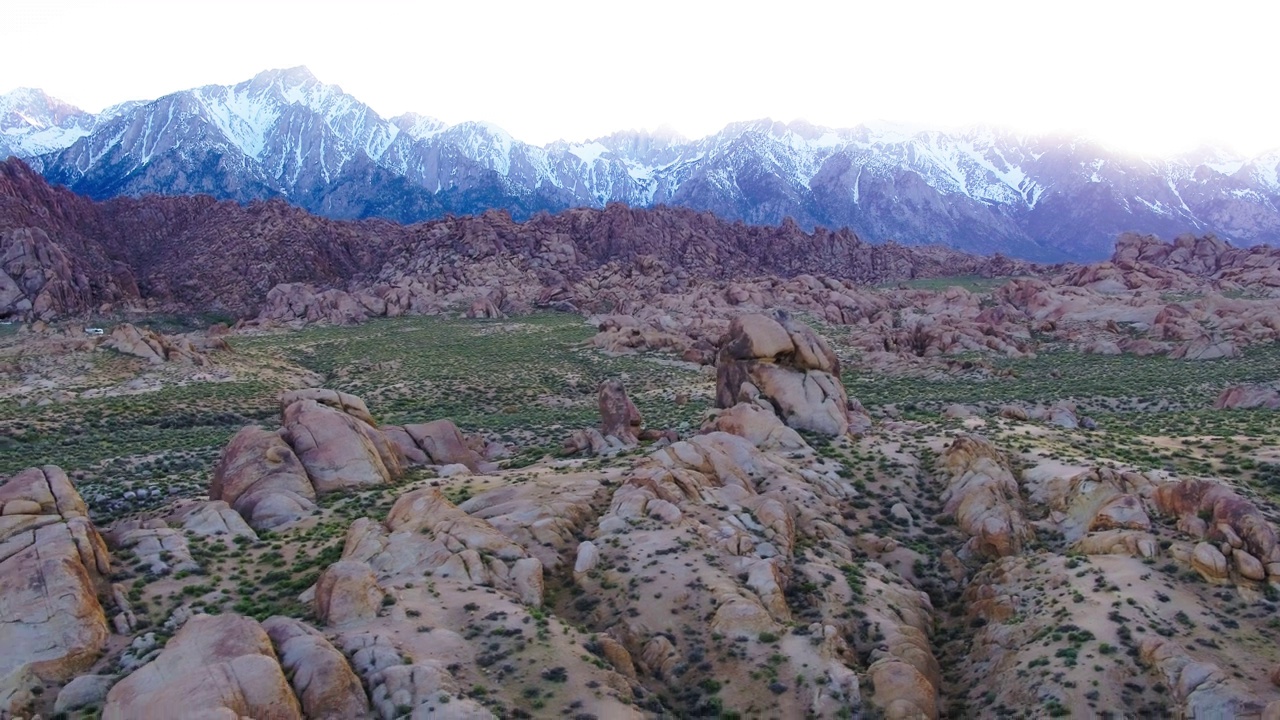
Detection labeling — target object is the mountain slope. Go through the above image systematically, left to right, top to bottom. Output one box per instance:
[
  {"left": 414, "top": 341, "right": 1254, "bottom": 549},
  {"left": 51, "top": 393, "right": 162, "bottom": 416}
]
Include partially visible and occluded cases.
[{"left": 6, "top": 69, "right": 1280, "bottom": 261}]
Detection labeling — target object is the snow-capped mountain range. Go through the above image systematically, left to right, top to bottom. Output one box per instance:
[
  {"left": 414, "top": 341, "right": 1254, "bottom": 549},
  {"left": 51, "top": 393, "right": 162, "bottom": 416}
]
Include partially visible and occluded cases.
[{"left": 4, "top": 67, "right": 1279, "bottom": 261}]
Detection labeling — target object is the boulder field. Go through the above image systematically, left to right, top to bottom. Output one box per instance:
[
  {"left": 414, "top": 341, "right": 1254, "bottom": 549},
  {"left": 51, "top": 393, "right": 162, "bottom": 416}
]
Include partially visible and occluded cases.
[{"left": 3, "top": 312, "right": 1280, "bottom": 719}]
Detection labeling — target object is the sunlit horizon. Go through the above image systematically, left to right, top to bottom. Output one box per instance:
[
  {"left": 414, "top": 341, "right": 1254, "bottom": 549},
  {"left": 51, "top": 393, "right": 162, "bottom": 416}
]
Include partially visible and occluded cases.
[{"left": 7, "top": 0, "right": 1279, "bottom": 158}]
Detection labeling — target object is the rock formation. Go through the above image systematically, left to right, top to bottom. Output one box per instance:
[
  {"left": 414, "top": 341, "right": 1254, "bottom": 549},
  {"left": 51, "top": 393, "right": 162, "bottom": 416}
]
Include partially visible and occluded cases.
[
  {"left": 715, "top": 312, "right": 869, "bottom": 436},
  {"left": 101, "top": 323, "right": 221, "bottom": 364},
  {"left": 598, "top": 378, "right": 642, "bottom": 445},
  {"left": 563, "top": 379, "right": 655, "bottom": 456},
  {"left": 211, "top": 389, "right": 502, "bottom": 531},
  {"left": 281, "top": 395, "right": 401, "bottom": 493},
  {"left": 211, "top": 426, "right": 319, "bottom": 530},
  {"left": 936, "top": 435, "right": 1033, "bottom": 560},
  {"left": 0, "top": 466, "right": 111, "bottom": 716},
  {"left": 1152, "top": 478, "right": 1280, "bottom": 584},
  {"left": 103, "top": 613, "right": 303, "bottom": 720},
  {"left": 261, "top": 616, "right": 371, "bottom": 720}
]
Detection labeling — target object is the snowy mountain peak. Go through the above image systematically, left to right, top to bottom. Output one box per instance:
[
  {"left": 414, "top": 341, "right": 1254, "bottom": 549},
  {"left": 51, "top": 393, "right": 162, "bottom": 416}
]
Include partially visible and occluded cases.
[
  {"left": 250, "top": 66, "right": 322, "bottom": 91},
  {"left": 13, "top": 67, "right": 1280, "bottom": 263},
  {"left": 0, "top": 88, "right": 95, "bottom": 159},
  {"left": 0, "top": 88, "right": 90, "bottom": 131},
  {"left": 391, "top": 113, "right": 447, "bottom": 141}
]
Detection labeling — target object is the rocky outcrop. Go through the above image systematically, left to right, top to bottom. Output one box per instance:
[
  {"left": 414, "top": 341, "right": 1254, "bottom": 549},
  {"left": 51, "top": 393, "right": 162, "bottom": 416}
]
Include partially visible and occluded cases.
[
  {"left": 715, "top": 312, "right": 868, "bottom": 436},
  {"left": 101, "top": 323, "right": 219, "bottom": 364},
  {"left": 1215, "top": 384, "right": 1280, "bottom": 410},
  {"left": 212, "top": 390, "right": 498, "bottom": 530},
  {"left": 282, "top": 396, "right": 401, "bottom": 493},
  {"left": 566, "top": 422, "right": 936, "bottom": 717},
  {"left": 211, "top": 425, "right": 318, "bottom": 530},
  {"left": 937, "top": 435, "right": 1033, "bottom": 560},
  {"left": 0, "top": 466, "right": 111, "bottom": 716},
  {"left": 1051, "top": 467, "right": 1153, "bottom": 552},
  {"left": 1152, "top": 478, "right": 1280, "bottom": 583},
  {"left": 310, "top": 488, "right": 642, "bottom": 719},
  {"left": 105, "top": 519, "right": 200, "bottom": 575},
  {"left": 103, "top": 613, "right": 303, "bottom": 720},
  {"left": 262, "top": 616, "right": 371, "bottom": 720},
  {"left": 1140, "top": 637, "right": 1268, "bottom": 718}
]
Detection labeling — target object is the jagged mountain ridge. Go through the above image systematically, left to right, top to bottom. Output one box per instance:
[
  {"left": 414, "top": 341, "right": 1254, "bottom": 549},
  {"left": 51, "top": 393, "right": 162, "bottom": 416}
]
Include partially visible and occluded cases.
[
  {"left": 4, "top": 67, "right": 1280, "bottom": 261},
  {"left": 0, "top": 156, "right": 1030, "bottom": 322}
]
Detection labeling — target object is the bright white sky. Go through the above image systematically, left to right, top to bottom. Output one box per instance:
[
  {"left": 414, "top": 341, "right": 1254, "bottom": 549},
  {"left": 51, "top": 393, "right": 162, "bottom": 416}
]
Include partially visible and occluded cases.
[{"left": 6, "top": 0, "right": 1278, "bottom": 156}]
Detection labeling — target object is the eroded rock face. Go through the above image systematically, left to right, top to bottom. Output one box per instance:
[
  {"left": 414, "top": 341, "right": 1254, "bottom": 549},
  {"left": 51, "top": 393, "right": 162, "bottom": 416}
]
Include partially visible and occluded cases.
[
  {"left": 715, "top": 312, "right": 867, "bottom": 436},
  {"left": 211, "top": 425, "right": 318, "bottom": 530},
  {"left": 937, "top": 435, "right": 1033, "bottom": 560},
  {"left": 0, "top": 466, "right": 111, "bottom": 715},
  {"left": 103, "top": 613, "right": 303, "bottom": 720}
]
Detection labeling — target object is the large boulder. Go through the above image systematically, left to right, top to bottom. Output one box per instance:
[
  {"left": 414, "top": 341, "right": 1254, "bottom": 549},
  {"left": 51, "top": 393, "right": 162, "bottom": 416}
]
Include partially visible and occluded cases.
[
  {"left": 715, "top": 312, "right": 866, "bottom": 436},
  {"left": 1214, "top": 384, "right": 1280, "bottom": 410},
  {"left": 283, "top": 398, "right": 399, "bottom": 493},
  {"left": 402, "top": 419, "right": 487, "bottom": 471},
  {"left": 211, "top": 425, "right": 318, "bottom": 530},
  {"left": 0, "top": 466, "right": 111, "bottom": 716},
  {"left": 315, "top": 561, "right": 385, "bottom": 626},
  {"left": 103, "top": 613, "right": 303, "bottom": 720},
  {"left": 262, "top": 616, "right": 371, "bottom": 720}
]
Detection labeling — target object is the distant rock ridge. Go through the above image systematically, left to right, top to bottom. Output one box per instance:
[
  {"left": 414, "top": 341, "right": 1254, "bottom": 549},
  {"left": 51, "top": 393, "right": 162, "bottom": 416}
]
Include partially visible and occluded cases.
[
  {"left": 0, "top": 157, "right": 1032, "bottom": 322},
  {"left": 4, "top": 157, "right": 1280, "bottom": 333}
]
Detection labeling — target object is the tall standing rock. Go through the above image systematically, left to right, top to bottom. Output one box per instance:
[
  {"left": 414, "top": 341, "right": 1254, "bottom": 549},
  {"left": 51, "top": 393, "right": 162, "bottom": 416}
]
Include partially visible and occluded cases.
[
  {"left": 716, "top": 312, "right": 866, "bottom": 436},
  {"left": 599, "top": 379, "right": 643, "bottom": 445},
  {"left": 0, "top": 466, "right": 111, "bottom": 715}
]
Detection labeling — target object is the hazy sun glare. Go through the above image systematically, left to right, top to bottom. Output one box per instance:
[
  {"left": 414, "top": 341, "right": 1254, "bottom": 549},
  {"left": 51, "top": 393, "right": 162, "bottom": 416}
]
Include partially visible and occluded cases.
[{"left": 6, "top": 0, "right": 1277, "bottom": 156}]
